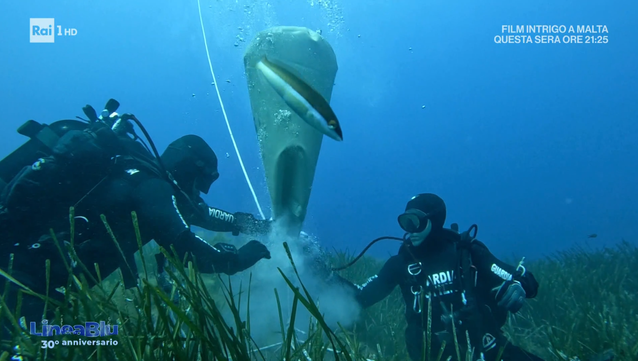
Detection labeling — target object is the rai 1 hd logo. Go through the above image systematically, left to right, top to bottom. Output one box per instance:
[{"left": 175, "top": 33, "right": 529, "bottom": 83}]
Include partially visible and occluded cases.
[{"left": 30, "top": 18, "right": 78, "bottom": 43}]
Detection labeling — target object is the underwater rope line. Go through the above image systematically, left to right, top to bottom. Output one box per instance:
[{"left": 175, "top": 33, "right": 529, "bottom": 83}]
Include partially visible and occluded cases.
[{"left": 196, "top": 0, "right": 265, "bottom": 220}]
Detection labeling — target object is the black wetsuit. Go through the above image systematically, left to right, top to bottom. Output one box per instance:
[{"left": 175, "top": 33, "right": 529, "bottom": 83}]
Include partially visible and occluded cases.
[
  {"left": 0, "top": 157, "right": 252, "bottom": 325},
  {"left": 152, "top": 194, "right": 254, "bottom": 276},
  {"left": 179, "top": 194, "right": 240, "bottom": 233},
  {"left": 352, "top": 229, "right": 543, "bottom": 361}
]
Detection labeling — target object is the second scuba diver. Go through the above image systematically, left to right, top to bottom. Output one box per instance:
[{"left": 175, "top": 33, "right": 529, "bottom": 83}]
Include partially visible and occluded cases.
[{"left": 334, "top": 193, "right": 544, "bottom": 361}]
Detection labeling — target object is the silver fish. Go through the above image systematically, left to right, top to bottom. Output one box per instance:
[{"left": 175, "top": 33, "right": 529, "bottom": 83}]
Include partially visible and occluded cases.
[{"left": 256, "top": 57, "right": 343, "bottom": 141}]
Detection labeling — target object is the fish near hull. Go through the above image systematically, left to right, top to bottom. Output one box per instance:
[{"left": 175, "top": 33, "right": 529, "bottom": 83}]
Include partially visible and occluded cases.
[
  {"left": 243, "top": 26, "right": 338, "bottom": 237},
  {"left": 256, "top": 58, "right": 343, "bottom": 142}
]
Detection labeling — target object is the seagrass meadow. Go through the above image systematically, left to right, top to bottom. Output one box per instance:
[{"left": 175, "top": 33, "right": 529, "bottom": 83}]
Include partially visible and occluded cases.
[{"left": 0, "top": 211, "right": 635, "bottom": 361}]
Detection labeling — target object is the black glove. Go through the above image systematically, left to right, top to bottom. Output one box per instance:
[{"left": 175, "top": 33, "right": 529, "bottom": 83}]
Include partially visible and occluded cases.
[
  {"left": 233, "top": 212, "right": 272, "bottom": 236},
  {"left": 214, "top": 240, "right": 271, "bottom": 274},
  {"left": 236, "top": 240, "right": 271, "bottom": 272},
  {"left": 214, "top": 243, "right": 239, "bottom": 254},
  {"left": 493, "top": 279, "right": 526, "bottom": 313},
  {"left": 440, "top": 301, "right": 468, "bottom": 329}
]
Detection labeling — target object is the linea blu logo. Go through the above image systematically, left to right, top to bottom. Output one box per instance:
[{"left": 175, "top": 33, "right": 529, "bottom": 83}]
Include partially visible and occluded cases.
[{"left": 30, "top": 320, "right": 118, "bottom": 337}]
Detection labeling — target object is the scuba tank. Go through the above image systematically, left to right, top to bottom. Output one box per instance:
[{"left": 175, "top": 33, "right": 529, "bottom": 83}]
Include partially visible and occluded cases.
[{"left": 0, "top": 99, "right": 122, "bottom": 194}]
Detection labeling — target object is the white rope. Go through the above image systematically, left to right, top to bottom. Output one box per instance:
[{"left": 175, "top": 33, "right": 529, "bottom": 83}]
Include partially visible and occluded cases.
[{"left": 196, "top": 0, "right": 265, "bottom": 219}]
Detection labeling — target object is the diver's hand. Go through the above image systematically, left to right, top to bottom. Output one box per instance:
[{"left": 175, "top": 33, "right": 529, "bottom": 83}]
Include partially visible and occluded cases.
[
  {"left": 233, "top": 212, "right": 272, "bottom": 236},
  {"left": 235, "top": 240, "right": 271, "bottom": 272},
  {"left": 212, "top": 242, "right": 268, "bottom": 274},
  {"left": 493, "top": 280, "right": 526, "bottom": 313},
  {"left": 440, "top": 302, "right": 466, "bottom": 329}
]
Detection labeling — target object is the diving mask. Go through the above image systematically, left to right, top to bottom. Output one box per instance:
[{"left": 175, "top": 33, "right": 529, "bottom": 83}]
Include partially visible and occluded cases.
[
  {"left": 398, "top": 209, "right": 432, "bottom": 233},
  {"left": 398, "top": 209, "right": 433, "bottom": 247}
]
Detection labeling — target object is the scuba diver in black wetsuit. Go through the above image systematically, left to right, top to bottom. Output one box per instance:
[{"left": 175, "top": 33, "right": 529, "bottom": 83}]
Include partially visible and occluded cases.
[
  {"left": 0, "top": 99, "right": 271, "bottom": 331},
  {"left": 153, "top": 134, "right": 272, "bottom": 291},
  {"left": 160, "top": 134, "right": 271, "bottom": 240},
  {"left": 336, "top": 193, "right": 544, "bottom": 361}
]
